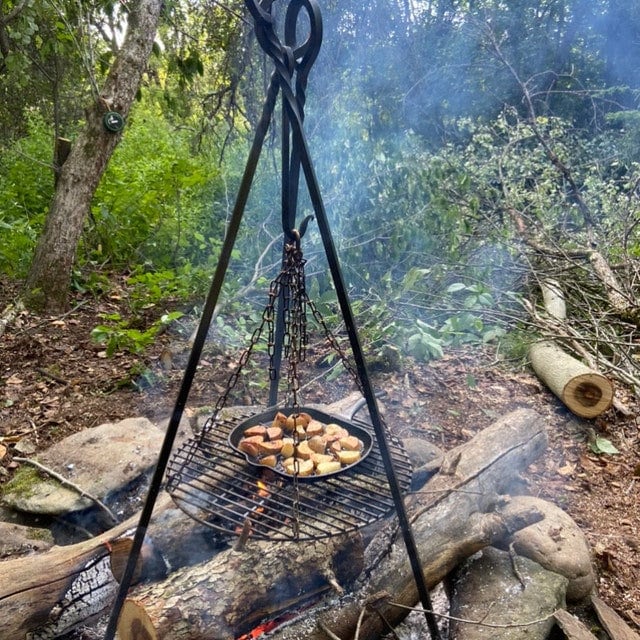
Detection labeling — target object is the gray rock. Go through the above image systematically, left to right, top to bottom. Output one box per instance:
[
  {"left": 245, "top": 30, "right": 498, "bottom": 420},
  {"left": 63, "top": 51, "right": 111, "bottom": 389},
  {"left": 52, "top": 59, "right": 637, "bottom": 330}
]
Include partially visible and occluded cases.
[
  {"left": 1, "top": 417, "right": 169, "bottom": 515},
  {"left": 402, "top": 437, "right": 444, "bottom": 468},
  {"left": 496, "top": 495, "right": 595, "bottom": 601},
  {"left": 0, "top": 521, "right": 54, "bottom": 557},
  {"left": 449, "top": 546, "right": 568, "bottom": 640}
]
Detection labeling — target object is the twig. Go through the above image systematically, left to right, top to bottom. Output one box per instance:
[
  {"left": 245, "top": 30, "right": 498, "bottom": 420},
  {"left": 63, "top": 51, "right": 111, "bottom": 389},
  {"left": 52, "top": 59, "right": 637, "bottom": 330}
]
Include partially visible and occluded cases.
[
  {"left": 14, "top": 299, "right": 91, "bottom": 337},
  {"left": 36, "top": 367, "right": 69, "bottom": 386},
  {"left": 12, "top": 457, "right": 119, "bottom": 525},
  {"left": 234, "top": 518, "right": 252, "bottom": 552},
  {"left": 508, "top": 542, "right": 527, "bottom": 590},
  {"left": 388, "top": 599, "right": 559, "bottom": 629},
  {"left": 354, "top": 602, "right": 367, "bottom": 640},
  {"left": 317, "top": 621, "right": 343, "bottom": 640}
]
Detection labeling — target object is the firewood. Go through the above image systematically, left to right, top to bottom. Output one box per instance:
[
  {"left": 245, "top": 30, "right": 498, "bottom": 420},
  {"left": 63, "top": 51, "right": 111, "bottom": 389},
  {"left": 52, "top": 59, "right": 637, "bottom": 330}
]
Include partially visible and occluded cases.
[
  {"left": 529, "top": 280, "right": 614, "bottom": 418},
  {"left": 529, "top": 340, "right": 613, "bottom": 418},
  {"left": 119, "top": 408, "right": 547, "bottom": 640},
  {"left": 0, "top": 492, "right": 213, "bottom": 640},
  {"left": 118, "top": 534, "right": 364, "bottom": 640},
  {"left": 591, "top": 595, "right": 640, "bottom": 640},
  {"left": 554, "top": 610, "right": 599, "bottom": 640}
]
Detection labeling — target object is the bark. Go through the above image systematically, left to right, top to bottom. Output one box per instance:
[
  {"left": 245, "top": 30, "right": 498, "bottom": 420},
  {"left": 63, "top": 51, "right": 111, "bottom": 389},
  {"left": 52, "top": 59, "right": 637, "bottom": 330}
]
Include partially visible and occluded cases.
[
  {"left": 24, "top": 0, "right": 162, "bottom": 312},
  {"left": 119, "top": 408, "right": 547, "bottom": 640},
  {"left": 591, "top": 595, "right": 640, "bottom": 640}
]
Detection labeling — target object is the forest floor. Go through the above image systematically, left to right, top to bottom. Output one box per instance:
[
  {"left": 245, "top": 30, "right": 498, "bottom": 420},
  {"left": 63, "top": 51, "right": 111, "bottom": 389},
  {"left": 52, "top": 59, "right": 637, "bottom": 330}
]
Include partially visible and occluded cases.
[{"left": 1, "top": 276, "right": 639, "bottom": 635}]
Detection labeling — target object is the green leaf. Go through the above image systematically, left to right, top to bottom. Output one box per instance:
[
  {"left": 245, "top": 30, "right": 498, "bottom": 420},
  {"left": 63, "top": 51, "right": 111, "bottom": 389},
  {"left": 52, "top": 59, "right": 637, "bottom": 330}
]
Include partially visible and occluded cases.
[{"left": 590, "top": 436, "right": 620, "bottom": 455}]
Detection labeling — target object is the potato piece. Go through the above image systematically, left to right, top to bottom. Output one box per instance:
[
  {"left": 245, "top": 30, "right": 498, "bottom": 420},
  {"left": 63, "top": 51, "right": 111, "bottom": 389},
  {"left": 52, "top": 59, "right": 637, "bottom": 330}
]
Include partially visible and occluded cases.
[
  {"left": 272, "top": 412, "right": 288, "bottom": 428},
  {"left": 296, "top": 412, "right": 313, "bottom": 427},
  {"left": 285, "top": 414, "right": 307, "bottom": 431},
  {"left": 305, "top": 420, "right": 324, "bottom": 437},
  {"left": 325, "top": 423, "right": 343, "bottom": 436},
  {"left": 295, "top": 424, "right": 307, "bottom": 439},
  {"left": 243, "top": 425, "right": 267, "bottom": 438},
  {"left": 266, "top": 426, "right": 283, "bottom": 441},
  {"left": 238, "top": 434, "right": 264, "bottom": 457},
  {"left": 308, "top": 435, "right": 326, "bottom": 454},
  {"left": 339, "top": 435, "right": 362, "bottom": 451},
  {"left": 280, "top": 438, "right": 295, "bottom": 458},
  {"left": 257, "top": 439, "right": 283, "bottom": 456},
  {"left": 238, "top": 440, "right": 260, "bottom": 457},
  {"left": 295, "top": 440, "right": 313, "bottom": 460},
  {"left": 329, "top": 440, "right": 342, "bottom": 455},
  {"left": 337, "top": 449, "right": 361, "bottom": 465},
  {"left": 311, "top": 453, "right": 335, "bottom": 467},
  {"left": 259, "top": 455, "right": 278, "bottom": 468},
  {"left": 284, "top": 458, "right": 314, "bottom": 476},
  {"left": 316, "top": 460, "right": 342, "bottom": 475}
]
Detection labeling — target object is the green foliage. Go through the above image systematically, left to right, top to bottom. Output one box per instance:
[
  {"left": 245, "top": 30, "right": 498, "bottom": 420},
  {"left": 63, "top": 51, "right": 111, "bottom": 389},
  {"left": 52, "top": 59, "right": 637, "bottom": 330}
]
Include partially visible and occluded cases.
[
  {"left": 87, "top": 98, "right": 223, "bottom": 270},
  {"left": 0, "top": 112, "right": 53, "bottom": 276},
  {"left": 91, "top": 310, "right": 184, "bottom": 356},
  {"left": 589, "top": 435, "right": 620, "bottom": 456}
]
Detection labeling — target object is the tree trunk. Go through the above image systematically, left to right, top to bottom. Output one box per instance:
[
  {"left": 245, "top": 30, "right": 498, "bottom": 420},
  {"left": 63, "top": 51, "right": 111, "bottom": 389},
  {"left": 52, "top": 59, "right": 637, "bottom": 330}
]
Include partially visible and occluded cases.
[
  {"left": 23, "top": 0, "right": 162, "bottom": 312},
  {"left": 119, "top": 408, "right": 547, "bottom": 640}
]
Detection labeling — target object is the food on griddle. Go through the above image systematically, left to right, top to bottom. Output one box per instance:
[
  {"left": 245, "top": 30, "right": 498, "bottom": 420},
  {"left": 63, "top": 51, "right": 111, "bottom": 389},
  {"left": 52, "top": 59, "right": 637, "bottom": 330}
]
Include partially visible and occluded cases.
[
  {"left": 237, "top": 413, "right": 365, "bottom": 476},
  {"left": 305, "top": 420, "right": 324, "bottom": 437},
  {"left": 307, "top": 435, "right": 326, "bottom": 454},
  {"left": 280, "top": 438, "right": 295, "bottom": 458},
  {"left": 257, "top": 439, "right": 283, "bottom": 456},
  {"left": 295, "top": 440, "right": 313, "bottom": 460},
  {"left": 337, "top": 449, "right": 361, "bottom": 465},
  {"left": 260, "top": 454, "right": 278, "bottom": 467},
  {"left": 283, "top": 457, "right": 314, "bottom": 476},
  {"left": 316, "top": 460, "right": 342, "bottom": 475}
]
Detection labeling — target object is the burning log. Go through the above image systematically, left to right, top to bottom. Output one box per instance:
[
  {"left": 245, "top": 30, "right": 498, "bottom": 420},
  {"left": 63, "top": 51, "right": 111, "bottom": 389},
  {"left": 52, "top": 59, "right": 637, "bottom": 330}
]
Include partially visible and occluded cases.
[
  {"left": 118, "top": 408, "right": 547, "bottom": 640},
  {"left": 118, "top": 533, "right": 364, "bottom": 640}
]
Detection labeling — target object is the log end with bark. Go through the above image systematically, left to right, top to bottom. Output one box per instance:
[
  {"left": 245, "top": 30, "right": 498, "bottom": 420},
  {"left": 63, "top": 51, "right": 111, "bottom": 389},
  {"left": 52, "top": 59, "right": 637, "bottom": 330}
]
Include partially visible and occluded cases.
[{"left": 529, "top": 341, "right": 613, "bottom": 418}]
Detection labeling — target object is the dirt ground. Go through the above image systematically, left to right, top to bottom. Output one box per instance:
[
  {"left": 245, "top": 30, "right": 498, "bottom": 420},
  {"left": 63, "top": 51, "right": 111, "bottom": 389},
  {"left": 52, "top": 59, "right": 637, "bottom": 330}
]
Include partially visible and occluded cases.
[{"left": 1, "top": 276, "right": 639, "bottom": 635}]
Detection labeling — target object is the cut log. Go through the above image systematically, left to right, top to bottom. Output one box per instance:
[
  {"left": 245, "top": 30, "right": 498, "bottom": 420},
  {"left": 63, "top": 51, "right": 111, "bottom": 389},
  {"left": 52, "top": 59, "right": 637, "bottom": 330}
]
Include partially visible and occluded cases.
[
  {"left": 529, "top": 340, "right": 613, "bottom": 418},
  {"left": 119, "top": 408, "right": 547, "bottom": 640},
  {"left": 119, "top": 533, "right": 364, "bottom": 640}
]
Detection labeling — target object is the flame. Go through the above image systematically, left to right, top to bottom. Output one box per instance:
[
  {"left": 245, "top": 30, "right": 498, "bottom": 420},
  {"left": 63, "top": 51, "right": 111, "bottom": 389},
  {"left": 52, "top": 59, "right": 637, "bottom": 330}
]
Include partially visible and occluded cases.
[
  {"left": 256, "top": 480, "right": 269, "bottom": 497},
  {"left": 237, "top": 617, "right": 290, "bottom": 639}
]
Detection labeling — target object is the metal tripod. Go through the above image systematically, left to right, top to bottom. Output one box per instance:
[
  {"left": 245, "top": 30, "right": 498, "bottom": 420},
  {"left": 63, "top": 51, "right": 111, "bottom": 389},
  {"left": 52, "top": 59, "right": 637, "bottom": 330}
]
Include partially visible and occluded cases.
[{"left": 104, "top": 2, "right": 441, "bottom": 638}]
